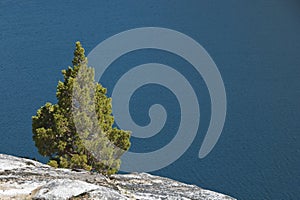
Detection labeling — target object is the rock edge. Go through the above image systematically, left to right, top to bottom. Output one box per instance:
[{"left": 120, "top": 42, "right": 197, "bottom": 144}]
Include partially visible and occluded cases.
[{"left": 0, "top": 154, "right": 236, "bottom": 200}]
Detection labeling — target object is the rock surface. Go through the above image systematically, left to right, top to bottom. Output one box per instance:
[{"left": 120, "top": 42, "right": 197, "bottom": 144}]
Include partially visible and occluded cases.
[{"left": 0, "top": 154, "right": 236, "bottom": 200}]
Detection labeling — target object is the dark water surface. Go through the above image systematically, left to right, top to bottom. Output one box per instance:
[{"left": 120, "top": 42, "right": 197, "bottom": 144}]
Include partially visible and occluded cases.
[{"left": 0, "top": 1, "right": 299, "bottom": 199}]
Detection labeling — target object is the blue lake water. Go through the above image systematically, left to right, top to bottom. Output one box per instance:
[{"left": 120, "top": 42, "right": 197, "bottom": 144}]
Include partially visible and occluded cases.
[{"left": 0, "top": 1, "right": 299, "bottom": 199}]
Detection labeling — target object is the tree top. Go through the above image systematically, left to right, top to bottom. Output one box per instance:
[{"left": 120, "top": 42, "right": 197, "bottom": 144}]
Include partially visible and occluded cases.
[{"left": 72, "top": 41, "right": 87, "bottom": 66}]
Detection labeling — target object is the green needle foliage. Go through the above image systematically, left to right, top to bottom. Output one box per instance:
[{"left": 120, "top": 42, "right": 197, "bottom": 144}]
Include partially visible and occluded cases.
[{"left": 32, "top": 42, "right": 131, "bottom": 175}]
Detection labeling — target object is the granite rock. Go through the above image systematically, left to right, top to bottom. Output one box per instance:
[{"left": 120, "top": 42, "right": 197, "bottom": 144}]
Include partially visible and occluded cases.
[{"left": 0, "top": 154, "right": 235, "bottom": 200}]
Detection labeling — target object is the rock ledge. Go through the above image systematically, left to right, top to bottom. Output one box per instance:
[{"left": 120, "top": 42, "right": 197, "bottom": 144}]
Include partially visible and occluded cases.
[{"left": 0, "top": 154, "right": 235, "bottom": 200}]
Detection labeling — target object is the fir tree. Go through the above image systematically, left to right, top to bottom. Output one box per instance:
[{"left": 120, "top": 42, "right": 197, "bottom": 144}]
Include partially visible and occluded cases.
[{"left": 32, "top": 42, "right": 131, "bottom": 175}]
